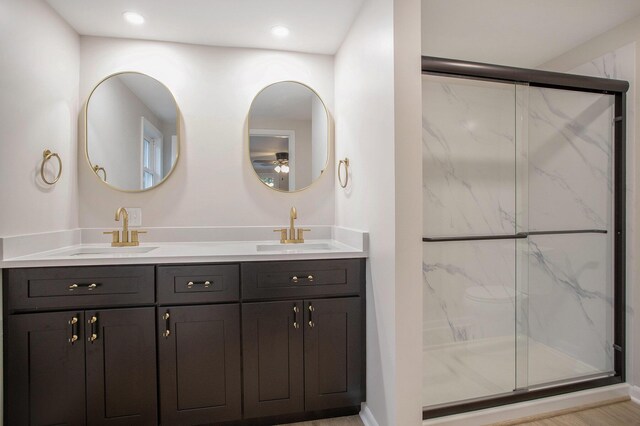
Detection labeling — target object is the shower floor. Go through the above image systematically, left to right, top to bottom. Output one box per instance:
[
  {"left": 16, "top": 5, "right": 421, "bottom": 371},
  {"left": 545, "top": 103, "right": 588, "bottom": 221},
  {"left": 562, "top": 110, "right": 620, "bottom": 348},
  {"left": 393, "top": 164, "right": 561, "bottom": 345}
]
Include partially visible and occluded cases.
[{"left": 423, "top": 336, "right": 603, "bottom": 407}]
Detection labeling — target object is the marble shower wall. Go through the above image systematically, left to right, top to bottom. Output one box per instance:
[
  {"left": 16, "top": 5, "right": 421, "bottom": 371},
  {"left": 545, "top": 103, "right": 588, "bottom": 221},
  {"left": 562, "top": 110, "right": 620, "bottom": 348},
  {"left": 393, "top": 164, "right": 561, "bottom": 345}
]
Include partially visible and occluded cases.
[
  {"left": 567, "top": 42, "right": 637, "bottom": 386},
  {"left": 422, "top": 70, "right": 617, "bottom": 386},
  {"left": 422, "top": 75, "right": 519, "bottom": 349},
  {"left": 422, "top": 76, "right": 516, "bottom": 238},
  {"left": 525, "top": 87, "right": 615, "bottom": 379},
  {"left": 527, "top": 87, "right": 614, "bottom": 232},
  {"left": 526, "top": 233, "right": 614, "bottom": 384},
  {"left": 423, "top": 240, "right": 516, "bottom": 345}
]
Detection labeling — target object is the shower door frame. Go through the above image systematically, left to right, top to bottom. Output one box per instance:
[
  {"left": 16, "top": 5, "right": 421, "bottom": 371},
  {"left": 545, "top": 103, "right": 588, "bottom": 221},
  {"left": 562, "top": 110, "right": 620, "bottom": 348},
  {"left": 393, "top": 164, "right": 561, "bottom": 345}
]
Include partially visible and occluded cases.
[{"left": 422, "top": 56, "right": 629, "bottom": 419}]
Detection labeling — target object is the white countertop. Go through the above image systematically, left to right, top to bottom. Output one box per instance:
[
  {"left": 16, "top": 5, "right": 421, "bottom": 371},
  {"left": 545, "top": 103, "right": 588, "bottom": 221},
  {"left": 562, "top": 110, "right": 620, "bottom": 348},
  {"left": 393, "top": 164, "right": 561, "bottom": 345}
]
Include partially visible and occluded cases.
[{"left": 0, "top": 239, "right": 367, "bottom": 268}]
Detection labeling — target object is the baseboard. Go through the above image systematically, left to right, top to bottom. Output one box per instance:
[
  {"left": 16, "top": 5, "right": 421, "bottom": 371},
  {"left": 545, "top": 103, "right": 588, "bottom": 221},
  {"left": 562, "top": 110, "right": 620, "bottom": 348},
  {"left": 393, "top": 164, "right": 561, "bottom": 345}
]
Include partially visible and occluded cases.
[
  {"left": 423, "top": 383, "right": 630, "bottom": 426},
  {"left": 630, "top": 385, "right": 640, "bottom": 404},
  {"left": 360, "top": 403, "right": 380, "bottom": 426}
]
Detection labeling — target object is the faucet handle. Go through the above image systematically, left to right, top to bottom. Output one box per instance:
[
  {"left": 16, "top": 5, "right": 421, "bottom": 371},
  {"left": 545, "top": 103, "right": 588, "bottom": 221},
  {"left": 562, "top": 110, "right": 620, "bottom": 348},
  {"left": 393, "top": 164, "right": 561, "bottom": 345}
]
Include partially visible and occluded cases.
[
  {"left": 274, "top": 228, "right": 288, "bottom": 243},
  {"left": 296, "top": 228, "right": 311, "bottom": 242},
  {"left": 103, "top": 230, "right": 119, "bottom": 245},
  {"left": 131, "top": 230, "right": 146, "bottom": 244}
]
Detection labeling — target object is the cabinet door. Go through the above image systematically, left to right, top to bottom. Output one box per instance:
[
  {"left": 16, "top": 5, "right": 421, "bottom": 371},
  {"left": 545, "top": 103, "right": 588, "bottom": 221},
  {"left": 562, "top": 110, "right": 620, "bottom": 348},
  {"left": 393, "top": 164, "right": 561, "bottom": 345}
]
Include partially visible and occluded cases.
[
  {"left": 304, "top": 297, "right": 362, "bottom": 411},
  {"left": 242, "top": 301, "right": 304, "bottom": 418},
  {"left": 158, "top": 304, "right": 242, "bottom": 425},
  {"left": 85, "top": 308, "right": 157, "bottom": 425},
  {"left": 6, "top": 311, "right": 86, "bottom": 426}
]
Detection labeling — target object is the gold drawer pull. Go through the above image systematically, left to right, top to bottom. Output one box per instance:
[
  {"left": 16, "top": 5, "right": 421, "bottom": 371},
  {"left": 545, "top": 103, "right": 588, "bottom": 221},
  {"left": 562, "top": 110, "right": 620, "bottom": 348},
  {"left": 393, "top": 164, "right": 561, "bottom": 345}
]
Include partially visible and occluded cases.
[
  {"left": 291, "top": 275, "right": 314, "bottom": 284},
  {"left": 187, "top": 280, "right": 212, "bottom": 288},
  {"left": 69, "top": 283, "right": 99, "bottom": 291},
  {"left": 308, "top": 304, "right": 315, "bottom": 328},
  {"left": 293, "top": 305, "right": 300, "bottom": 329},
  {"left": 162, "top": 312, "right": 171, "bottom": 338},
  {"left": 88, "top": 315, "right": 98, "bottom": 342},
  {"left": 68, "top": 316, "right": 79, "bottom": 344}
]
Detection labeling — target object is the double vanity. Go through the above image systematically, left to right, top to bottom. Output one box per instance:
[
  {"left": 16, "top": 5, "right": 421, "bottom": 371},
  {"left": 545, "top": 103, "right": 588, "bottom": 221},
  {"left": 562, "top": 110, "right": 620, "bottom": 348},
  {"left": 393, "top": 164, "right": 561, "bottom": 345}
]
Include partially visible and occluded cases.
[
  {"left": 2, "top": 51, "right": 363, "bottom": 425},
  {"left": 2, "top": 228, "right": 367, "bottom": 426}
]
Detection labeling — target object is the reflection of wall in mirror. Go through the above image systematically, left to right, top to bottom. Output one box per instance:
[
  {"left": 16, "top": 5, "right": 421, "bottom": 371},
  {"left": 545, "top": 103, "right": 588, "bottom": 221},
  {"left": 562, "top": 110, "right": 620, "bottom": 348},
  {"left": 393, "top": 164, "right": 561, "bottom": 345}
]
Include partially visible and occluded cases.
[
  {"left": 88, "top": 77, "right": 174, "bottom": 190},
  {"left": 311, "top": 95, "right": 328, "bottom": 179},
  {"left": 250, "top": 117, "right": 312, "bottom": 190},
  {"left": 161, "top": 122, "right": 177, "bottom": 175}
]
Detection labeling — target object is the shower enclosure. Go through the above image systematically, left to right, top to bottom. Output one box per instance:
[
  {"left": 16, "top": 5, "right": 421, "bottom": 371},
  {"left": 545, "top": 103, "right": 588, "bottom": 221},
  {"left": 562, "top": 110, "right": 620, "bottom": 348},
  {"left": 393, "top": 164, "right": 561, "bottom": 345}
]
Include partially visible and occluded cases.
[{"left": 421, "top": 57, "right": 628, "bottom": 418}]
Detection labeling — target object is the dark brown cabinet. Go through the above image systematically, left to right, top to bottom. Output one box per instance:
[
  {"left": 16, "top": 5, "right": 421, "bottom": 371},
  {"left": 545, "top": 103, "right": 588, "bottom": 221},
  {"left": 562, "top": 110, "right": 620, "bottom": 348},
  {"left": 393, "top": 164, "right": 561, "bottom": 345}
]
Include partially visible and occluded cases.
[
  {"left": 4, "top": 258, "right": 365, "bottom": 425},
  {"left": 242, "top": 297, "right": 362, "bottom": 419},
  {"left": 304, "top": 298, "right": 362, "bottom": 411},
  {"left": 242, "top": 300, "right": 304, "bottom": 418},
  {"left": 158, "top": 304, "right": 242, "bottom": 425},
  {"left": 6, "top": 308, "right": 157, "bottom": 426},
  {"left": 85, "top": 308, "right": 158, "bottom": 425},
  {"left": 7, "top": 311, "right": 87, "bottom": 426}
]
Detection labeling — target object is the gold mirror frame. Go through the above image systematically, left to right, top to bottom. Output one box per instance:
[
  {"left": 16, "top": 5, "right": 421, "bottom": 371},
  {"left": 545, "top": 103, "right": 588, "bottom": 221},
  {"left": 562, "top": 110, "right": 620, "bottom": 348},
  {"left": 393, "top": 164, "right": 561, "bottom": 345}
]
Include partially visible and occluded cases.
[
  {"left": 84, "top": 71, "right": 181, "bottom": 193},
  {"left": 247, "top": 81, "right": 331, "bottom": 193}
]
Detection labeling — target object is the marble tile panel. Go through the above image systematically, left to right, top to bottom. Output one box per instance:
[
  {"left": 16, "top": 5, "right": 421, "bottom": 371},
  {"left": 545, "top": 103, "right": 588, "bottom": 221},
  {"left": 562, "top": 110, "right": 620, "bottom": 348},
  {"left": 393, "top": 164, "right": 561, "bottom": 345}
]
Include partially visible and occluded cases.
[
  {"left": 423, "top": 75, "right": 517, "bottom": 237},
  {"left": 527, "top": 87, "right": 614, "bottom": 232},
  {"left": 525, "top": 233, "right": 614, "bottom": 384},
  {"left": 423, "top": 239, "right": 516, "bottom": 347}
]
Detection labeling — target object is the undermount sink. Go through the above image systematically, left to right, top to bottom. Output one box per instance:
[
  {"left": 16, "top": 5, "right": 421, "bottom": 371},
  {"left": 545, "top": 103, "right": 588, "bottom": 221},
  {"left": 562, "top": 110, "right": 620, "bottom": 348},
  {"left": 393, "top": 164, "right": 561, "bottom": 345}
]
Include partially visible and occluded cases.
[
  {"left": 256, "top": 243, "right": 334, "bottom": 252},
  {"left": 52, "top": 246, "right": 158, "bottom": 257}
]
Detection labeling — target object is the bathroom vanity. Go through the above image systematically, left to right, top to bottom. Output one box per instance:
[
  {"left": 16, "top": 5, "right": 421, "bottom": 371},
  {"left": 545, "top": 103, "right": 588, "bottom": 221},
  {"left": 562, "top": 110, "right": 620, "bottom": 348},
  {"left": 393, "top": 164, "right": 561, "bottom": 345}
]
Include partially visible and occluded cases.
[{"left": 3, "top": 256, "right": 366, "bottom": 426}]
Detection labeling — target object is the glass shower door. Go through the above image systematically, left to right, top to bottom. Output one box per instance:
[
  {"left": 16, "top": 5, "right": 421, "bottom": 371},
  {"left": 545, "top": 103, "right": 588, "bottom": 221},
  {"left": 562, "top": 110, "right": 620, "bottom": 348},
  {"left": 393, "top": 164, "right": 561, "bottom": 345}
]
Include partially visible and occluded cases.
[
  {"left": 422, "top": 74, "right": 519, "bottom": 407},
  {"left": 422, "top": 75, "right": 617, "bottom": 410},
  {"left": 517, "top": 86, "right": 616, "bottom": 389}
]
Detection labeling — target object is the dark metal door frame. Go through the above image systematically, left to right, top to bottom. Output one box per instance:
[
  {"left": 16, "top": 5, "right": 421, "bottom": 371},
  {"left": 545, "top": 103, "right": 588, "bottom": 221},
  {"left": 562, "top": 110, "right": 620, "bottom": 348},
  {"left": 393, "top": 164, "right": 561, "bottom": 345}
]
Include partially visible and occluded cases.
[{"left": 421, "top": 56, "right": 628, "bottom": 419}]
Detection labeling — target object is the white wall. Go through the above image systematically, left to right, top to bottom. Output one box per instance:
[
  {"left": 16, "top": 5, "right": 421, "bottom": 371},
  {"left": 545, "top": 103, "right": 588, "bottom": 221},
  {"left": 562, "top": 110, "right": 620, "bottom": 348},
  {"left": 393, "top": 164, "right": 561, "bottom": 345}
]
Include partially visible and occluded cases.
[
  {"left": 0, "top": 0, "right": 79, "bottom": 237},
  {"left": 335, "top": 0, "right": 422, "bottom": 424},
  {"left": 393, "top": 0, "right": 423, "bottom": 424},
  {"left": 0, "top": 1, "right": 80, "bottom": 422},
  {"left": 540, "top": 20, "right": 640, "bottom": 388},
  {"left": 79, "top": 36, "right": 334, "bottom": 228},
  {"left": 88, "top": 76, "right": 165, "bottom": 190}
]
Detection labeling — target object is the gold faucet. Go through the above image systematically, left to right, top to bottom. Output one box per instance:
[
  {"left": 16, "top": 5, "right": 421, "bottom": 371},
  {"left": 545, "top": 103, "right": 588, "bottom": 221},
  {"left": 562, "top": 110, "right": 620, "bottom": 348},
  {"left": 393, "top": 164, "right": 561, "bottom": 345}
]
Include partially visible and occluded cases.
[
  {"left": 103, "top": 207, "right": 146, "bottom": 247},
  {"left": 274, "top": 207, "right": 310, "bottom": 244}
]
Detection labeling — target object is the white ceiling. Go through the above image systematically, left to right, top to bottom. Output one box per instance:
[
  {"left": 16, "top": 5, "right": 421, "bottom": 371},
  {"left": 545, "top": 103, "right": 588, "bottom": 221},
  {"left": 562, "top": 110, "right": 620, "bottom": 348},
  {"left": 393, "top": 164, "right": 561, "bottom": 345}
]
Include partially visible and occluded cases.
[
  {"left": 46, "top": 0, "right": 365, "bottom": 55},
  {"left": 422, "top": 0, "right": 640, "bottom": 68}
]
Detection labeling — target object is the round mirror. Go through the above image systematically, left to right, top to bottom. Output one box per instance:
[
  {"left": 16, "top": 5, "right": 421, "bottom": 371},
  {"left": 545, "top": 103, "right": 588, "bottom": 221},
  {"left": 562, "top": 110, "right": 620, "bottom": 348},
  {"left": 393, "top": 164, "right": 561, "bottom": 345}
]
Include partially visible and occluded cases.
[
  {"left": 86, "top": 72, "right": 180, "bottom": 191},
  {"left": 248, "top": 81, "right": 329, "bottom": 192}
]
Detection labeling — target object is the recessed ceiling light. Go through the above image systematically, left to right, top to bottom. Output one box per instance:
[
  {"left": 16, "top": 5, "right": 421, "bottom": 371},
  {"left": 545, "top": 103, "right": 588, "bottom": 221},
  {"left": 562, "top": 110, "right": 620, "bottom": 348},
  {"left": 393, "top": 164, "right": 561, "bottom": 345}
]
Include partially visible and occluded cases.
[
  {"left": 123, "top": 11, "right": 145, "bottom": 25},
  {"left": 271, "top": 25, "right": 290, "bottom": 38}
]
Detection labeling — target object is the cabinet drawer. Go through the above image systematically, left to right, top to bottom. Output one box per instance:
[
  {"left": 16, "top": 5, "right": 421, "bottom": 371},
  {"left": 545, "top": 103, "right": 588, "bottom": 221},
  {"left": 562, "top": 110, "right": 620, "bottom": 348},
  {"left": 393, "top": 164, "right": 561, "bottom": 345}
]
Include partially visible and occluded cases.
[
  {"left": 241, "top": 259, "right": 363, "bottom": 300},
  {"left": 157, "top": 264, "right": 239, "bottom": 304},
  {"left": 5, "top": 266, "right": 154, "bottom": 312}
]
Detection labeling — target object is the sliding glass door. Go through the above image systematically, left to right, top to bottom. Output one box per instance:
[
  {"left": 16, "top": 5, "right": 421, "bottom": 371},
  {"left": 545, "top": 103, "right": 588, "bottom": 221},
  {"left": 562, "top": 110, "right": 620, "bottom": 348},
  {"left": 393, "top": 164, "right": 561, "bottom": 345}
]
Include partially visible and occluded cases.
[
  {"left": 422, "top": 73, "right": 617, "bottom": 410},
  {"left": 422, "top": 75, "right": 519, "bottom": 406},
  {"left": 519, "top": 86, "right": 615, "bottom": 389}
]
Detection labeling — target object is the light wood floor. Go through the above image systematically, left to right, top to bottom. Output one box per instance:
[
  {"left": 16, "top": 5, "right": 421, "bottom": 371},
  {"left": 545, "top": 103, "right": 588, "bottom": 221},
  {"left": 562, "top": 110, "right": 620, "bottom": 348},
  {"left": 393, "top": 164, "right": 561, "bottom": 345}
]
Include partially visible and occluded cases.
[
  {"left": 279, "top": 400, "right": 640, "bottom": 425},
  {"left": 507, "top": 400, "right": 640, "bottom": 425},
  {"left": 279, "top": 415, "right": 363, "bottom": 426}
]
